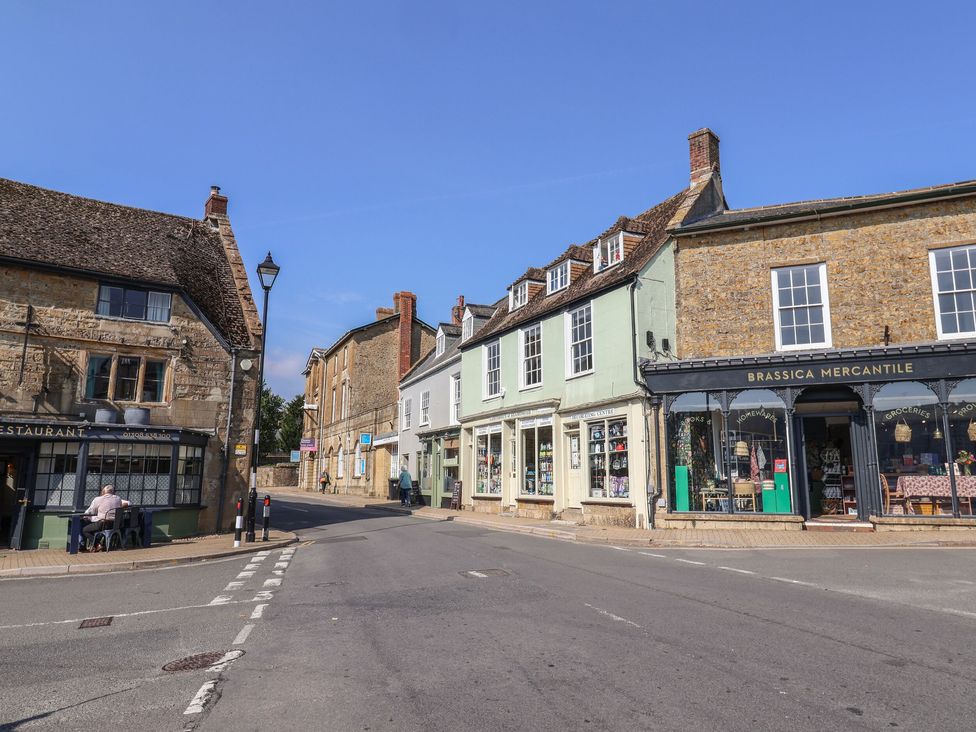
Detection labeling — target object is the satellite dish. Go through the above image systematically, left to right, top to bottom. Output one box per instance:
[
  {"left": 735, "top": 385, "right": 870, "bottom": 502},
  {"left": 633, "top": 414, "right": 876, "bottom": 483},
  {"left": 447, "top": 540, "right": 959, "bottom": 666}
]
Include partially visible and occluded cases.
[{"left": 239, "top": 358, "right": 253, "bottom": 372}]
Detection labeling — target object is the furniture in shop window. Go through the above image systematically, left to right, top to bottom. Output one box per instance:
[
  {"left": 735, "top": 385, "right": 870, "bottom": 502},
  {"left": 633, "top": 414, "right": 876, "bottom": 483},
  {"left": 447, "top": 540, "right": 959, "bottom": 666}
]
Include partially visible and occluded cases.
[
  {"left": 896, "top": 475, "right": 975, "bottom": 515},
  {"left": 732, "top": 480, "right": 756, "bottom": 511}
]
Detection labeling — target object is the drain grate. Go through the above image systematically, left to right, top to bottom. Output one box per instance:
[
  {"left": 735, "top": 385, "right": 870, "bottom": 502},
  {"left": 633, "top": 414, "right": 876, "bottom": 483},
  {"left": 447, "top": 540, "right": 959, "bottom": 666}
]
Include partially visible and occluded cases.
[
  {"left": 319, "top": 535, "right": 367, "bottom": 544},
  {"left": 460, "top": 568, "right": 510, "bottom": 578},
  {"left": 78, "top": 616, "right": 113, "bottom": 629},
  {"left": 162, "top": 651, "right": 227, "bottom": 673}
]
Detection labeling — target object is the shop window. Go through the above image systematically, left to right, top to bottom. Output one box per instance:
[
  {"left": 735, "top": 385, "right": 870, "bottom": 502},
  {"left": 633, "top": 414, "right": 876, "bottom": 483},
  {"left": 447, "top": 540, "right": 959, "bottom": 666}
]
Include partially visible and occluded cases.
[
  {"left": 594, "top": 233, "right": 623, "bottom": 272},
  {"left": 930, "top": 244, "right": 976, "bottom": 338},
  {"left": 548, "top": 262, "right": 569, "bottom": 294},
  {"left": 771, "top": 263, "right": 832, "bottom": 350},
  {"left": 510, "top": 281, "right": 528, "bottom": 311},
  {"left": 96, "top": 284, "right": 172, "bottom": 323},
  {"left": 566, "top": 303, "right": 593, "bottom": 377},
  {"left": 520, "top": 324, "right": 542, "bottom": 389},
  {"left": 483, "top": 341, "right": 501, "bottom": 398},
  {"left": 84, "top": 354, "right": 168, "bottom": 403},
  {"left": 85, "top": 355, "right": 112, "bottom": 399},
  {"left": 450, "top": 374, "right": 461, "bottom": 425},
  {"left": 945, "top": 379, "right": 976, "bottom": 516},
  {"left": 874, "top": 382, "right": 948, "bottom": 516},
  {"left": 727, "top": 390, "right": 790, "bottom": 513},
  {"left": 420, "top": 391, "right": 430, "bottom": 426},
  {"left": 667, "top": 392, "right": 724, "bottom": 511},
  {"left": 587, "top": 418, "right": 629, "bottom": 498},
  {"left": 520, "top": 421, "right": 553, "bottom": 496},
  {"left": 475, "top": 431, "right": 502, "bottom": 494},
  {"left": 32, "top": 442, "right": 80, "bottom": 508},
  {"left": 86, "top": 442, "right": 175, "bottom": 507}
]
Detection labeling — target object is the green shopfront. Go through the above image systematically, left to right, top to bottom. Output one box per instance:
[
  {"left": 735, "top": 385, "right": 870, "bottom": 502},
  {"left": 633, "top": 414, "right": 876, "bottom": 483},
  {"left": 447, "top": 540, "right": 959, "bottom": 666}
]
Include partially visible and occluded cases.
[
  {"left": 642, "top": 343, "right": 976, "bottom": 524},
  {"left": 0, "top": 418, "right": 209, "bottom": 549}
]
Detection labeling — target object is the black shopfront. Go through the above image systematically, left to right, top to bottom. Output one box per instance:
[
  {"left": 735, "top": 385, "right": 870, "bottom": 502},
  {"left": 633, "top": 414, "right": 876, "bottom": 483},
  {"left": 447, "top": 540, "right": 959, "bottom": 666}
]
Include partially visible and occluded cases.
[
  {"left": 642, "top": 343, "right": 976, "bottom": 522},
  {"left": 0, "top": 419, "right": 209, "bottom": 549}
]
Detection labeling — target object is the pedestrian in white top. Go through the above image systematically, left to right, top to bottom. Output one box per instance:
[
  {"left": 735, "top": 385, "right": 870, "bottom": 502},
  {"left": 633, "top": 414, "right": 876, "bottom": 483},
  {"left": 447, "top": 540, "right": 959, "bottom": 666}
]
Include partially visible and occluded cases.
[{"left": 81, "top": 484, "right": 129, "bottom": 550}]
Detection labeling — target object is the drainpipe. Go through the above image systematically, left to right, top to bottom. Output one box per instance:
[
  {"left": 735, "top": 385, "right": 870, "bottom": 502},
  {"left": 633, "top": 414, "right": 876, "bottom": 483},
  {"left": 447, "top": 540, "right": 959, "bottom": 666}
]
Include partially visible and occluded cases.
[
  {"left": 629, "top": 278, "right": 659, "bottom": 529},
  {"left": 216, "top": 347, "right": 238, "bottom": 532}
]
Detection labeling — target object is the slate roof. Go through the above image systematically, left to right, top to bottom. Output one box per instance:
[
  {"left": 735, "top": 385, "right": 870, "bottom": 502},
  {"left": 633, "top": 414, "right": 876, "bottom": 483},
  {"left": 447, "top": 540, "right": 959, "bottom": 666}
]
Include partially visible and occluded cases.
[
  {"left": 0, "top": 177, "right": 253, "bottom": 347},
  {"left": 677, "top": 178, "right": 976, "bottom": 233},
  {"left": 464, "top": 189, "right": 688, "bottom": 348},
  {"left": 544, "top": 245, "right": 593, "bottom": 268},
  {"left": 465, "top": 303, "right": 497, "bottom": 319},
  {"left": 402, "top": 306, "right": 496, "bottom": 385},
  {"left": 438, "top": 322, "right": 461, "bottom": 337}
]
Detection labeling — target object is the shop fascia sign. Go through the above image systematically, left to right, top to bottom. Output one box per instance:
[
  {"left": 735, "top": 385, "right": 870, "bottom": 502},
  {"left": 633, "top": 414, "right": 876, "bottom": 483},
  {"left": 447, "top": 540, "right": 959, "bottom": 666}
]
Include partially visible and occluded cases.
[
  {"left": 565, "top": 407, "right": 616, "bottom": 422},
  {"left": 519, "top": 416, "right": 553, "bottom": 428},
  {"left": 0, "top": 422, "right": 179, "bottom": 442},
  {"left": 474, "top": 424, "right": 503, "bottom": 436}
]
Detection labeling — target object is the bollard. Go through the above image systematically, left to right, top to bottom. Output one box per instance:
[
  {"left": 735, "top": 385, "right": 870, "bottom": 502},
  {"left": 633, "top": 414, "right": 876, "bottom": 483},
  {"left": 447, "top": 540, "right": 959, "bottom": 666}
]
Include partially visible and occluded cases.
[
  {"left": 262, "top": 495, "right": 271, "bottom": 542},
  {"left": 234, "top": 496, "right": 243, "bottom": 547}
]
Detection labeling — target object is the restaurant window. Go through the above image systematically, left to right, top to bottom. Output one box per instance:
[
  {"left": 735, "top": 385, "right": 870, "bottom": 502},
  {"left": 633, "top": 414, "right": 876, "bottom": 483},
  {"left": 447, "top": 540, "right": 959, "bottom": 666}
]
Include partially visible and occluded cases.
[
  {"left": 930, "top": 244, "right": 976, "bottom": 338},
  {"left": 548, "top": 261, "right": 569, "bottom": 293},
  {"left": 771, "top": 263, "right": 832, "bottom": 350},
  {"left": 96, "top": 284, "right": 172, "bottom": 323},
  {"left": 566, "top": 303, "right": 593, "bottom": 377},
  {"left": 520, "top": 324, "right": 542, "bottom": 389},
  {"left": 484, "top": 341, "right": 500, "bottom": 398},
  {"left": 84, "top": 354, "right": 167, "bottom": 403},
  {"left": 85, "top": 355, "right": 112, "bottom": 399},
  {"left": 450, "top": 373, "right": 461, "bottom": 425},
  {"left": 948, "top": 379, "right": 976, "bottom": 516},
  {"left": 874, "top": 382, "right": 946, "bottom": 515},
  {"left": 727, "top": 390, "right": 790, "bottom": 513},
  {"left": 420, "top": 391, "right": 430, "bottom": 426},
  {"left": 668, "top": 392, "right": 725, "bottom": 512},
  {"left": 587, "top": 418, "right": 629, "bottom": 498},
  {"left": 520, "top": 420, "right": 554, "bottom": 496},
  {"left": 475, "top": 430, "right": 502, "bottom": 494},
  {"left": 33, "top": 442, "right": 80, "bottom": 508},
  {"left": 86, "top": 442, "right": 174, "bottom": 507},
  {"left": 176, "top": 445, "right": 203, "bottom": 505}
]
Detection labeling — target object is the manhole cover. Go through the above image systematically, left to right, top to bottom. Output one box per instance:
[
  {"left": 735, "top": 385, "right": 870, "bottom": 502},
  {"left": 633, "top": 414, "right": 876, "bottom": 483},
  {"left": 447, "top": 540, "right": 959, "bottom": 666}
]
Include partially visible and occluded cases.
[
  {"left": 319, "top": 535, "right": 367, "bottom": 544},
  {"left": 460, "top": 568, "right": 510, "bottom": 578},
  {"left": 79, "top": 616, "right": 113, "bottom": 629},
  {"left": 163, "top": 651, "right": 228, "bottom": 673}
]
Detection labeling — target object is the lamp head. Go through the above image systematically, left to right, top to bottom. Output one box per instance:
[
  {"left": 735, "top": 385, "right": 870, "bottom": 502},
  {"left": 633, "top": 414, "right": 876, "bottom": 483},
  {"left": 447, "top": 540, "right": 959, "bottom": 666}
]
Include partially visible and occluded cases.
[{"left": 257, "top": 251, "right": 280, "bottom": 290}]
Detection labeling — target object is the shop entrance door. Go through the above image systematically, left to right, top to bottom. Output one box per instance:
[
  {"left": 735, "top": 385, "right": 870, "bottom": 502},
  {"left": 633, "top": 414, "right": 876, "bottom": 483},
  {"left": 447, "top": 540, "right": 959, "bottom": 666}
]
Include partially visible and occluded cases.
[
  {"left": 800, "top": 416, "right": 859, "bottom": 518},
  {"left": 566, "top": 431, "right": 582, "bottom": 507}
]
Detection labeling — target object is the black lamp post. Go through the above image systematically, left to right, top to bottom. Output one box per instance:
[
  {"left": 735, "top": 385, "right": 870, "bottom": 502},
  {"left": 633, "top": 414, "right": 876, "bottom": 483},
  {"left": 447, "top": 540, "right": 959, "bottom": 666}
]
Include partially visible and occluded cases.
[{"left": 247, "top": 251, "right": 280, "bottom": 542}]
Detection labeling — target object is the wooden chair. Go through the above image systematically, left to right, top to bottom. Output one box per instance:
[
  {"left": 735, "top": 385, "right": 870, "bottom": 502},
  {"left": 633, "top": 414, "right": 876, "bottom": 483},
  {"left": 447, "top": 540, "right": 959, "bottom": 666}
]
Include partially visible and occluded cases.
[{"left": 733, "top": 481, "right": 756, "bottom": 511}]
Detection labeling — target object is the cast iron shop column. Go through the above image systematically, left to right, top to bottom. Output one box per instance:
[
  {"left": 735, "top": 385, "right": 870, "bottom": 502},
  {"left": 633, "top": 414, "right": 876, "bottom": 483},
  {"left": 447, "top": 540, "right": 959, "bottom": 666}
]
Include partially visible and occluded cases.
[
  {"left": 928, "top": 378, "right": 962, "bottom": 517},
  {"left": 853, "top": 382, "right": 883, "bottom": 520},
  {"left": 718, "top": 390, "right": 738, "bottom": 514},
  {"left": 790, "top": 413, "right": 811, "bottom": 520},
  {"left": 72, "top": 441, "right": 90, "bottom": 512}
]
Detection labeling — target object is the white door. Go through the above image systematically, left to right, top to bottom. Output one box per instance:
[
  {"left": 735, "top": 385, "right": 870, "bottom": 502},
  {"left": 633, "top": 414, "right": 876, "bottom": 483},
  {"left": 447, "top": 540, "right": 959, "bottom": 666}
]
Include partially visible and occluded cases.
[{"left": 566, "top": 431, "right": 582, "bottom": 507}]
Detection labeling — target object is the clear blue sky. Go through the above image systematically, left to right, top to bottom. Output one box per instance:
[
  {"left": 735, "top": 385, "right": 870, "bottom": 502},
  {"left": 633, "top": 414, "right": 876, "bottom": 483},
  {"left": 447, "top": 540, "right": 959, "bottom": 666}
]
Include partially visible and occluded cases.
[{"left": 4, "top": 2, "right": 974, "bottom": 397}]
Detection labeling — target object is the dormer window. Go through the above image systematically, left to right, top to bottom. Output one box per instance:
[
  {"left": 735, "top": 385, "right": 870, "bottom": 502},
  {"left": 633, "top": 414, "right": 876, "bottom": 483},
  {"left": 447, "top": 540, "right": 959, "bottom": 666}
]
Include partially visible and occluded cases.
[
  {"left": 594, "top": 233, "right": 624, "bottom": 273},
  {"left": 547, "top": 261, "right": 569, "bottom": 294},
  {"left": 510, "top": 281, "right": 528, "bottom": 311},
  {"left": 462, "top": 311, "right": 474, "bottom": 341},
  {"left": 436, "top": 331, "right": 446, "bottom": 356}
]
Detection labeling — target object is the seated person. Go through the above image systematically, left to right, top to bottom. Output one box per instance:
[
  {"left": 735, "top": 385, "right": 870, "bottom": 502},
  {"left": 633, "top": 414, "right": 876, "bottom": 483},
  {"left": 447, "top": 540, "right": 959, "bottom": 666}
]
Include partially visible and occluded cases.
[{"left": 81, "top": 484, "right": 129, "bottom": 549}]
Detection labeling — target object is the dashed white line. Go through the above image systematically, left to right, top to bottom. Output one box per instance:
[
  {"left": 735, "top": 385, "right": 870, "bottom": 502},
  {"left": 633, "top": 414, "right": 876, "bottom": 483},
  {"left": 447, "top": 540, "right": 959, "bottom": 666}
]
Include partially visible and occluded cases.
[
  {"left": 607, "top": 546, "right": 631, "bottom": 552},
  {"left": 255, "top": 551, "right": 271, "bottom": 558},
  {"left": 638, "top": 552, "right": 667, "bottom": 558},
  {"left": 674, "top": 558, "right": 706, "bottom": 566},
  {"left": 274, "top": 562, "right": 289, "bottom": 569},
  {"left": 244, "top": 564, "right": 261, "bottom": 571},
  {"left": 718, "top": 566, "right": 756, "bottom": 575},
  {"left": 272, "top": 570, "right": 285, "bottom": 576},
  {"left": 237, "top": 571, "right": 255, "bottom": 579},
  {"left": 468, "top": 571, "right": 488, "bottom": 578},
  {"left": 769, "top": 576, "right": 816, "bottom": 587},
  {"left": 263, "top": 578, "right": 282, "bottom": 588},
  {"left": 223, "top": 581, "right": 244, "bottom": 591},
  {"left": 252, "top": 590, "right": 274, "bottom": 601},
  {"left": 209, "top": 595, "right": 233, "bottom": 606},
  {"left": 250, "top": 603, "right": 268, "bottom": 620},
  {"left": 584, "top": 603, "right": 642, "bottom": 629},
  {"left": 232, "top": 624, "right": 255, "bottom": 645},
  {"left": 207, "top": 649, "right": 245, "bottom": 674},
  {"left": 184, "top": 681, "right": 218, "bottom": 715}
]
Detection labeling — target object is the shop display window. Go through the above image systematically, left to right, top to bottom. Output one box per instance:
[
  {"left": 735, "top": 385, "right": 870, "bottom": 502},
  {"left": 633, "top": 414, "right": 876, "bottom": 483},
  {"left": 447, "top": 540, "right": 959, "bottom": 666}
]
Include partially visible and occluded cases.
[
  {"left": 948, "top": 379, "right": 976, "bottom": 516},
  {"left": 727, "top": 390, "right": 790, "bottom": 513},
  {"left": 667, "top": 392, "right": 724, "bottom": 512},
  {"left": 587, "top": 418, "right": 628, "bottom": 498},
  {"left": 521, "top": 423, "right": 553, "bottom": 496},
  {"left": 476, "top": 431, "right": 502, "bottom": 494},
  {"left": 32, "top": 442, "right": 80, "bottom": 508},
  {"left": 86, "top": 442, "right": 176, "bottom": 507}
]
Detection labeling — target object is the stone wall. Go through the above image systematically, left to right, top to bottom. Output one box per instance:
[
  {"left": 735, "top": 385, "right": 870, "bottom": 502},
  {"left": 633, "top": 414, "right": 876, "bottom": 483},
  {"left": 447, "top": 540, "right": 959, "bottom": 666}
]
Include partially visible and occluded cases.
[
  {"left": 675, "top": 197, "right": 976, "bottom": 357},
  {"left": 257, "top": 462, "right": 299, "bottom": 488}
]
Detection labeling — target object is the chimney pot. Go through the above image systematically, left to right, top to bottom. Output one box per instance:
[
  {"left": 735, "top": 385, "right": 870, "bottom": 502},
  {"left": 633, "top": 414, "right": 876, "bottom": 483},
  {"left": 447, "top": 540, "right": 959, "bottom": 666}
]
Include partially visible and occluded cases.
[
  {"left": 688, "top": 128, "right": 720, "bottom": 186},
  {"left": 205, "top": 185, "right": 229, "bottom": 218}
]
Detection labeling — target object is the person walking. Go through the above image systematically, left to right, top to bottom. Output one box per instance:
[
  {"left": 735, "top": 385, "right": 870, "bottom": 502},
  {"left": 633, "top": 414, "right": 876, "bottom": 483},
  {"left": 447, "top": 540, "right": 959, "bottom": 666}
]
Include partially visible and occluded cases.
[
  {"left": 398, "top": 464, "right": 412, "bottom": 507},
  {"left": 318, "top": 467, "right": 332, "bottom": 494}
]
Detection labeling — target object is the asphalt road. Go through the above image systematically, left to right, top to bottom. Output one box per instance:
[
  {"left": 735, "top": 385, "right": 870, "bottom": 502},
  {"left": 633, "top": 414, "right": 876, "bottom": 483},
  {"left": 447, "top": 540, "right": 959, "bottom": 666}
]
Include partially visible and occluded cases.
[{"left": 1, "top": 492, "right": 974, "bottom": 731}]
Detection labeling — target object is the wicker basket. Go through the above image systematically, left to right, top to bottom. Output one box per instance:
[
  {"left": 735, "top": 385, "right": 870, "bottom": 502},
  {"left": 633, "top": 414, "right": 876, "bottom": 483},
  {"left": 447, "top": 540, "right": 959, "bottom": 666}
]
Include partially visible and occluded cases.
[
  {"left": 894, "top": 419, "right": 912, "bottom": 443},
  {"left": 968, "top": 419, "right": 976, "bottom": 442}
]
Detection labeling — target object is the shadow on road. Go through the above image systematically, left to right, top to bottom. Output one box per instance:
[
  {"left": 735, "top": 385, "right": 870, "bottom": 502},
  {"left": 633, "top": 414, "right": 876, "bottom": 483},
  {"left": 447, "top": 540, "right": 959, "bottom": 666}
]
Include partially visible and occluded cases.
[{"left": 266, "top": 494, "right": 417, "bottom": 534}]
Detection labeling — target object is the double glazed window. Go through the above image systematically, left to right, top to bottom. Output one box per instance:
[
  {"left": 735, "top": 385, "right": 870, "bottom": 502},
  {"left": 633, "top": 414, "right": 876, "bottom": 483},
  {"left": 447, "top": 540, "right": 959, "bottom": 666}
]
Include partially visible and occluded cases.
[
  {"left": 931, "top": 244, "right": 976, "bottom": 338},
  {"left": 547, "top": 262, "right": 569, "bottom": 293},
  {"left": 772, "top": 263, "right": 831, "bottom": 350},
  {"left": 96, "top": 285, "right": 172, "bottom": 323},
  {"left": 567, "top": 303, "right": 593, "bottom": 376},
  {"left": 520, "top": 324, "right": 542, "bottom": 388},
  {"left": 484, "top": 341, "right": 501, "bottom": 398},
  {"left": 85, "top": 354, "right": 167, "bottom": 402}
]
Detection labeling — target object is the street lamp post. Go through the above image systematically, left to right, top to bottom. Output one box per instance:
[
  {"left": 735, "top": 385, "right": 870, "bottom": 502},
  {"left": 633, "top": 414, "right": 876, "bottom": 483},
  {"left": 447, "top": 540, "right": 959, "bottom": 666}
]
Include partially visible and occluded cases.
[{"left": 247, "top": 251, "right": 280, "bottom": 542}]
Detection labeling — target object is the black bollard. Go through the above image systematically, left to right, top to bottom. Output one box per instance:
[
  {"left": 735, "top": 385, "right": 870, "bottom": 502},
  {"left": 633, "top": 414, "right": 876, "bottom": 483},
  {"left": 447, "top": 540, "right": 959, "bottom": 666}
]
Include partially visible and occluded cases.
[
  {"left": 262, "top": 495, "right": 271, "bottom": 542},
  {"left": 233, "top": 496, "right": 243, "bottom": 547}
]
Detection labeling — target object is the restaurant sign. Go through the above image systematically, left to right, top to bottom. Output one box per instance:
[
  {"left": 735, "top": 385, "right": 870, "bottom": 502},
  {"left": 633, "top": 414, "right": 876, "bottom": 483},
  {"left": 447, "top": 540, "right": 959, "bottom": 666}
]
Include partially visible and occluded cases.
[{"left": 0, "top": 421, "right": 182, "bottom": 442}]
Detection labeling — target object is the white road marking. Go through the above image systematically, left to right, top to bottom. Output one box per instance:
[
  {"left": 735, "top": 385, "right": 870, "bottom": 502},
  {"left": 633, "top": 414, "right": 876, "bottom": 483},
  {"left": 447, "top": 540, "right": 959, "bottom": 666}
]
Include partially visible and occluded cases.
[
  {"left": 289, "top": 507, "right": 310, "bottom": 513},
  {"left": 607, "top": 546, "right": 630, "bottom": 552},
  {"left": 281, "top": 548, "right": 295, "bottom": 555},
  {"left": 255, "top": 551, "right": 271, "bottom": 558},
  {"left": 638, "top": 552, "right": 667, "bottom": 558},
  {"left": 674, "top": 558, "right": 706, "bottom": 566},
  {"left": 274, "top": 562, "right": 289, "bottom": 569},
  {"left": 244, "top": 564, "right": 262, "bottom": 571},
  {"left": 719, "top": 566, "right": 756, "bottom": 575},
  {"left": 272, "top": 570, "right": 285, "bottom": 576},
  {"left": 237, "top": 571, "right": 255, "bottom": 579},
  {"left": 468, "top": 571, "right": 488, "bottom": 578},
  {"left": 769, "top": 576, "right": 816, "bottom": 587},
  {"left": 263, "top": 578, "right": 282, "bottom": 587},
  {"left": 223, "top": 581, "right": 244, "bottom": 591},
  {"left": 252, "top": 590, "right": 274, "bottom": 601},
  {"left": 209, "top": 595, "right": 233, "bottom": 605},
  {"left": 0, "top": 598, "right": 258, "bottom": 631},
  {"left": 584, "top": 603, "right": 642, "bottom": 629},
  {"left": 250, "top": 604, "right": 268, "bottom": 620},
  {"left": 232, "top": 623, "right": 255, "bottom": 645},
  {"left": 207, "top": 649, "right": 245, "bottom": 673},
  {"left": 184, "top": 681, "right": 218, "bottom": 715}
]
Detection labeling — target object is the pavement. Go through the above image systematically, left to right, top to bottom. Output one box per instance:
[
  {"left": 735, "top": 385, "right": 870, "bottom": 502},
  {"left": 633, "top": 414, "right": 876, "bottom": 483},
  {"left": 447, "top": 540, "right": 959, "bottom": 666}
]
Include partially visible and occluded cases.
[
  {"left": 272, "top": 486, "right": 976, "bottom": 548},
  {"left": 4, "top": 492, "right": 974, "bottom": 731},
  {"left": 0, "top": 530, "right": 297, "bottom": 578}
]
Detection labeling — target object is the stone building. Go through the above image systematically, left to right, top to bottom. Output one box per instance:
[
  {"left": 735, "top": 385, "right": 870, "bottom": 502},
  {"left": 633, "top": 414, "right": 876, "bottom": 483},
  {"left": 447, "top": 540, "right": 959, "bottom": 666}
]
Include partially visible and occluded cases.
[
  {"left": 642, "top": 132, "right": 976, "bottom": 529},
  {"left": 0, "top": 180, "right": 262, "bottom": 549},
  {"left": 299, "top": 292, "right": 435, "bottom": 496}
]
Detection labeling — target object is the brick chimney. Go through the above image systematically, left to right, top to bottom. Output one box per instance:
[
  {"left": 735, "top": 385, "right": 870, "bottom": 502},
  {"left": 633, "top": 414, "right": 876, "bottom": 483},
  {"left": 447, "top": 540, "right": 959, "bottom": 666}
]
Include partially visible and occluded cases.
[
  {"left": 688, "top": 129, "right": 720, "bottom": 186},
  {"left": 205, "top": 185, "right": 228, "bottom": 217},
  {"left": 394, "top": 291, "right": 417, "bottom": 378},
  {"left": 451, "top": 295, "right": 465, "bottom": 326},
  {"left": 376, "top": 306, "right": 395, "bottom": 320}
]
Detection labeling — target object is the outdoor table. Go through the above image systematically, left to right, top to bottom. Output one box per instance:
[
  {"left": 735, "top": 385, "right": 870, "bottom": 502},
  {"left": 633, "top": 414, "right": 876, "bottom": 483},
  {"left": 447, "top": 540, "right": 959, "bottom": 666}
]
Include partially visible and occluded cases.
[{"left": 57, "top": 512, "right": 86, "bottom": 554}]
